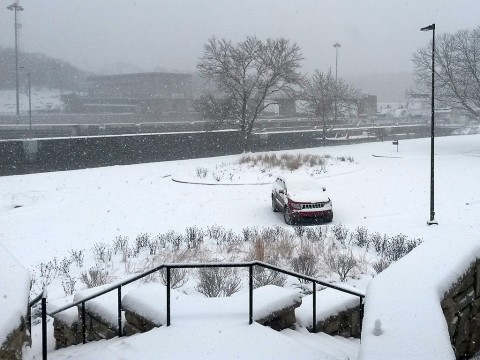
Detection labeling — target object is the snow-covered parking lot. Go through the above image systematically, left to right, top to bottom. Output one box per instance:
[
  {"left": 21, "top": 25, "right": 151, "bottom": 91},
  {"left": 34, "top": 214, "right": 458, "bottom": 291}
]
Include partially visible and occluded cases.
[{"left": 2, "top": 134, "right": 479, "bottom": 268}]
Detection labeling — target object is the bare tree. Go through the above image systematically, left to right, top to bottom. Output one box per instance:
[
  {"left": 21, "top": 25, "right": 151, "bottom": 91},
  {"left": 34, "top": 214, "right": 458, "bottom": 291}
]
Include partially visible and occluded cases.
[
  {"left": 412, "top": 27, "right": 480, "bottom": 120},
  {"left": 197, "top": 36, "right": 303, "bottom": 151},
  {"left": 302, "top": 69, "right": 359, "bottom": 142}
]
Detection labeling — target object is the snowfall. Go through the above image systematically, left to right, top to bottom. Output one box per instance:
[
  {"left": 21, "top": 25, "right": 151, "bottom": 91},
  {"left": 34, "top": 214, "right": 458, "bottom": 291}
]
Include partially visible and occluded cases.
[{"left": 1, "top": 132, "right": 480, "bottom": 359}]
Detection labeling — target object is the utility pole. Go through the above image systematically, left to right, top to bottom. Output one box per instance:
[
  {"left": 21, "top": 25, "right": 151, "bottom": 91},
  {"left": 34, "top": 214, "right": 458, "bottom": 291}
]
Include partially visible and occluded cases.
[
  {"left": 7, "top": 2, "right": 24, "bottom": 124},
  {"left": 333, "top": 43, "right": 341, "bottom": 125}
]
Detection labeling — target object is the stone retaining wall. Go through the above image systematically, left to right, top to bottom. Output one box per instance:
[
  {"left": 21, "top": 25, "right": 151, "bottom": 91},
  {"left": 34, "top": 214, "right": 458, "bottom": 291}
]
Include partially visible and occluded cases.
[
  {"left": 441, "top": 259, "right": 480, "bottom": 359},
  {"left": 311, "top": 306, "right": 362, "bottom": 338},
  {"left": 52, "top": 317, "right": 81, "bottom": 349},
  {"left": 0, "top": 318, "right": 29, "bottom": 360}
]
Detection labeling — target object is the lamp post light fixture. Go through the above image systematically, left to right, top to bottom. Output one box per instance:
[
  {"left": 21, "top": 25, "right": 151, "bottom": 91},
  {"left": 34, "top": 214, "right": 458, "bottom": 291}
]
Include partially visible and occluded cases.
[
  {"left": 7, "top": 2, "right": 24, "bottom": 124},
  {"left": 420, "top": 23, "right": 438, "bottom": 225},
  {"left": 333, "top": 43, "right": 341, "bottom": 125}
]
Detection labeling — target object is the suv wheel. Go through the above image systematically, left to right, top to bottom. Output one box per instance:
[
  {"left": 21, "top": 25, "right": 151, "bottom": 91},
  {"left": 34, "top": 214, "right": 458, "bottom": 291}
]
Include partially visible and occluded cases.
[
  {"left": 272, "top": 196, "right": 279, "bottom": 212},
  {"left": 283, "top": 207, "right": 294, "bottom": 225},
  {"left": 324, "top": 213, "right": 333, "bottom": 223}
]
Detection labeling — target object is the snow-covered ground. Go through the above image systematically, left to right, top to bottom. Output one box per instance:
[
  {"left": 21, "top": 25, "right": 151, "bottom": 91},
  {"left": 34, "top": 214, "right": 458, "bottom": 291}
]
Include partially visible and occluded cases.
[
  {"left": 0, "top": 88, "right": 64, "bottom": 115},
  {"left": 1, "top": 134, "right": 480, "bottom": 359}
]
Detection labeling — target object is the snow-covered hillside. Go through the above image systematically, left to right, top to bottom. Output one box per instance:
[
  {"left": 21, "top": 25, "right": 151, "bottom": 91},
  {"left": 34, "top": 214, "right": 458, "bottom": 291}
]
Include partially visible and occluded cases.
[{"left": 0, "top": 88, "right": 64, "bottom": 114}]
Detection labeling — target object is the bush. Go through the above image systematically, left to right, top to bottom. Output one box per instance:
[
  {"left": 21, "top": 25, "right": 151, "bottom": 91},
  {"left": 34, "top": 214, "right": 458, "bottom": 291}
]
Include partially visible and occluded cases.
[
  {"left": 332, "top": 224, "right": 349, "bottom": 245},
  {"left": 185, "top": 226, "right": 204, "bottom": 249},
  {"left": 304, "top": 226, "right": 327, "bottom": 243},
  {"left": 352, "top": 226, "right": 370, "bottom": 249},
  {"left": 113, "top": 236, "right": 129, "bottom": 254},
  {"left": 93, "top": 242, "right": 112, "bottom": 264},
  {"left": 291, "top": 242, "right": 318, "bottom": 283},
  {"left": 324, "top": 246, "right": 357, "bottom": 282},
  {"left": 69, "top": 249, "right": 84, "bottom": 267},
  {"left": 372, "top": 257, "right": 391, "bottom": 274},
  {"left": 195, "top": 265, "right": 242, "bottom": 297},
  {"left": 253, "top": 266, "right": 286, "bottom": 289},
  {"left": 80, "top": 267, "right": 112, "bottom": 288},
  {"left": 160, "top": 267, "right": 189, "bottom": 289},
  {"left": 61, "top": 275, "right": 77, "bottom": 296}
]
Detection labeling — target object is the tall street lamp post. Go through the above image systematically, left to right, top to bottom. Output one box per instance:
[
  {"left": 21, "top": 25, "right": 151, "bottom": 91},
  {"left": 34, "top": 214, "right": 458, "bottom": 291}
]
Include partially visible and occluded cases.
[
  {"left": 7, "top": 2, "right": 24, "bottom": 124},
  {"left": 421, "top": 23, "right": 438, "bottom": 225},
  {"left": 333, "top": 43, "right": 341, "bottom": 125},
  {"left": 21, "top": 67, "right": 32, "bottom": 133}
]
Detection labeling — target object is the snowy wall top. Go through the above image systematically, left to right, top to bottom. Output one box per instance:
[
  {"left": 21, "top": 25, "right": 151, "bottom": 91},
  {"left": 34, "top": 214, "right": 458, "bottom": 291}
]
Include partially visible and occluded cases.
[
  {"left": 359, "top": 234, "right": 480, "bottom": 360},
  {"left": 0, "top": 244, "right": 31, "bottom": 345}
]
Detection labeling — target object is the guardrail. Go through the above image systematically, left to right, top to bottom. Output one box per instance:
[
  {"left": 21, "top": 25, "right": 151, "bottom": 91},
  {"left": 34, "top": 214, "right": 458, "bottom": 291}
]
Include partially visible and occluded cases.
[{"left": 31, "top": 260, "right": 365, "bottom": 360}]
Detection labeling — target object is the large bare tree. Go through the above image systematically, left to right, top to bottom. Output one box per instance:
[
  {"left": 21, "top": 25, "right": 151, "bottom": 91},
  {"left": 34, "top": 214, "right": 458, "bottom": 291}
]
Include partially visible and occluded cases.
[
  {"left": 412, "top": 27, "right": 480, "bottom": 120},
  {"left": 197, "top": 36, "right": 303, "bottom": 151},
  {"left": 302, "top": 69, "right": 359, "bottom": 142}
]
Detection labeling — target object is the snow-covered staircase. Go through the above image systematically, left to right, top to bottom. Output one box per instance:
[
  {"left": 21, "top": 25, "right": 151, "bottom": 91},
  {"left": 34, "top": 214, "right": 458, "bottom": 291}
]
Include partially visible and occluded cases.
[{"left": 281, "top": 327, "right": 360, "bottom": 360}]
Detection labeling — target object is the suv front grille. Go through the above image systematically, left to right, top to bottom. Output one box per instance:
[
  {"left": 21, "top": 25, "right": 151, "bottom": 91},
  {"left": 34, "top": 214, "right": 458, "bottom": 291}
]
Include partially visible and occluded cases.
[{"left": 301, "top": 203, "right": 326, "bottom": 210}]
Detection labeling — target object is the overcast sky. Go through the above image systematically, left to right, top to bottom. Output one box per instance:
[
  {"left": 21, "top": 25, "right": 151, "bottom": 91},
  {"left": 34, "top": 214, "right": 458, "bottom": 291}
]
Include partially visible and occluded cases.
[{"left": 1, "top": 0, "right": 479, "bottom": 76}]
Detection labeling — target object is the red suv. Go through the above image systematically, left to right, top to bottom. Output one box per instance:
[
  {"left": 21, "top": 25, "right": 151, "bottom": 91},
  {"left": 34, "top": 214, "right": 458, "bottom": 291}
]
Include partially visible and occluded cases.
[{"left": 271, "top": 175, "right": 333, "bottom": 225}]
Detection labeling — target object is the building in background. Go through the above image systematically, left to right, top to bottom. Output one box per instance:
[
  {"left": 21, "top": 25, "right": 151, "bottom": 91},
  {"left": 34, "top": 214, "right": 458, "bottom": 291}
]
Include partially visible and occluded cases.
[
  {"left": 76, "top": 72, "right": 194, "bottom": 114},
  {"left": 357, "top": 94, "right": 377, "bottom": 118}
]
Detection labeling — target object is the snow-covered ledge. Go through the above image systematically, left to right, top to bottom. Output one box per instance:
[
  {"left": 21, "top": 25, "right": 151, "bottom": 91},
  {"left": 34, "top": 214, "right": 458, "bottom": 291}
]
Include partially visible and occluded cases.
[
  {"left": 360, "top": 236, "right": 480, "bottom": 360},
  {"left": 0, "top": 245, "right": 31, "bottom": 360}
]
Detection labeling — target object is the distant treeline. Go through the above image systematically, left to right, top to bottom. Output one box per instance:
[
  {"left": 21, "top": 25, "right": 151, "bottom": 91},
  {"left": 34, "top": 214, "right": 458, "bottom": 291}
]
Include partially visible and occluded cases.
[{"left": 0, "top": 46, "right": 89, "bottom": 91}]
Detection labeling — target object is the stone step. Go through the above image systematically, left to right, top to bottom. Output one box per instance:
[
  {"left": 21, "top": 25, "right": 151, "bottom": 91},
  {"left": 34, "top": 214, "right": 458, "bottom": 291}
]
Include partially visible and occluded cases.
[
  {"left": 281, "top": 328, "right": 355, "bottom": 360},
  {"left": 316, "top": 332, "right": 359, "bottom": 359},
  {"left": 333, "top": 335, "right": 360, "bottom": 354}
]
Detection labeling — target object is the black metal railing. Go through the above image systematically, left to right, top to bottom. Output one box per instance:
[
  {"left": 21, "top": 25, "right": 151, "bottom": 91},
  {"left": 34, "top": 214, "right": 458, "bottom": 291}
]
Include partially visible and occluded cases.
[{"left": 31, "top": 260, "right": 365, "bottom": 360}]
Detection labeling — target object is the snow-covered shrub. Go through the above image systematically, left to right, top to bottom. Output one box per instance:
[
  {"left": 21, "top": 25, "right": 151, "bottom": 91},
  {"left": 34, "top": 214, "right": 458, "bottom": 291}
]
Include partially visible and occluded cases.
[
  {"left": 284, "top": 154, "right": 303, "bottom": 170},
  {"left": 337, "top": 156, "right": 354, "bottom": 162},
  {"left": 196, "top": 167, "right": 208, "bottom": 178},
  {"left": 332, "top": 224, "right": 349, "bottom": 245},
  {"left": 207, "top": 225, "right": 226, "bottom": 243},
  {"left": 293, "top": 225, "right": 306, "bottom": 238},
  {"left": 185, "top": 226, "right": 204, "bottom": 249},
  {"left": 304, "top": 226, "right": 327, "bottom": 243},
  {"left": 352, "top": 226, "right": 370, "bottom": 249},
  {"left": 241, "top": 227, "right": 258, "bottom": 242},
  {"left": 168, "top": 231, "right": 183, "bottom": 251},
  {"left": 134, "top": 233, "right": 151, "bottom": 254},
  {"left": 371, "top": 233, "right": 389, "bottom": 255},
  {"left": 384, "top": 234, "right": 422, "bottom": 261},
  {"left": 113, "top": 235, "right": 129, "bottom": 254},
  {"left": 271, "top": 235, "right": 296, "bottom": 260},
  {"left": 148, "top": 239, "right": 159, "bottom": 255},
  {"left": 253, "top": 239, "right": 265, "bottom": 261},
  {"left": 291, "top": 241, "right": 318, "bottom": 283},
  {"left": 93, "top": 242, "right": 112, "bottom": 264},
  {"left": 324, "top": 245, "right": 358, "bottom": 282},
  {"left": 69, "top": 249, "right": 84, "bottom": 267},
  {"left": 58, "top": 257, "right": 72, "bottom": 277},
  {"left": 372, "top": 257, "right": 391, "bottom": 274},
  {"left": 37, "top": 259, "right": 59, "bottom": 287},
  {"left": 195, "top": 264, "right": 242, "bottom": 297},
  {"left": 253, "top": 265, "right": 286, "bottom": 289},
  {"left": 80, "top": 267, "right": 112, "bottom": 288},
  {"left": 159, "top": 267, "right": 189, "bottom": 289},
  {"left": 61, "top": 274, "right": 77, "bottom": 295}
]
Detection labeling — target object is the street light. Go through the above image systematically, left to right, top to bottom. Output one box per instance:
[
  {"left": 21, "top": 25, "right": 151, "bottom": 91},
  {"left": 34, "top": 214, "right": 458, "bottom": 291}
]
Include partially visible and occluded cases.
[
  {"left": 7, "top": 2, "right": 24, "bottom": 124},
  {"left": 420, "top": 23, "right": 438, "bottom": 225},
  {"left": 333, "top": 43, "right": 341, "bottom": 124},
  {"left": 20, "top": 67, "right": 32, "bottom": 133}
]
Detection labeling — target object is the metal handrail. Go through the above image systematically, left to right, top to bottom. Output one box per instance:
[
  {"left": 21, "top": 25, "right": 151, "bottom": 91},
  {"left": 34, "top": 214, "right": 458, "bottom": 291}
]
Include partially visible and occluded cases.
[{"left": 33, "top": 261, "right": 365, "bottom": 360}]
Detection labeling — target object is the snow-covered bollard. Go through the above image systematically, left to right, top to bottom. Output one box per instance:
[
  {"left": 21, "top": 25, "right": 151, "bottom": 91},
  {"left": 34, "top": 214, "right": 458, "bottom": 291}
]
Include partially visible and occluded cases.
[{"left": 373, "top": 319, "right": 382, "bottom": 336}]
